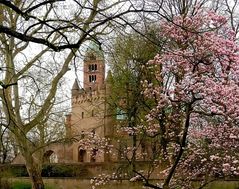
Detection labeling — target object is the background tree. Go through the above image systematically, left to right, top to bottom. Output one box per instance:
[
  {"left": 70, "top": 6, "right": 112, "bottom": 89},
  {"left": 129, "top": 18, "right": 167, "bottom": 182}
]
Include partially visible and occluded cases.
[{"left": 107, "top": 28, "right": 161, "bottom": 177}]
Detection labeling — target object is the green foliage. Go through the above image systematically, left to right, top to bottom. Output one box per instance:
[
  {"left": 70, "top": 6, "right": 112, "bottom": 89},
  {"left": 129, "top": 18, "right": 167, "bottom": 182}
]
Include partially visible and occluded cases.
[
  {"left": 108, "top": 29, "right": 160, "bottom": 123},
  {"left": 1, "top": 164, "right": 90, "bottom": 178},
  {"left": 42, "top": 164, "right": 89, "bottom": 177},
  {"left": 42, "top": 164, "right": 73, "bottom": 177},
  {"left": 0, "top": 165, "right": 29, "bottom": 177},
  {"left": 0, "top": 166, "right": 14, "bottom": 178},
  {"left": 10, "top": 166, "right": 29, "bottom": 177},
  {"left": 0, "top": 179, "right": 11, "bottom": 189}
]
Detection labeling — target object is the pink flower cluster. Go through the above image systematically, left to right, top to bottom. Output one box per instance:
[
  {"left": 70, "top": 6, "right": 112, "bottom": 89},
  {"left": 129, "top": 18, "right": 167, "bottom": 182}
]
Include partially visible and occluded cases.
[{"left": 141, "top": 10, "right": 239, "bottom": 188}]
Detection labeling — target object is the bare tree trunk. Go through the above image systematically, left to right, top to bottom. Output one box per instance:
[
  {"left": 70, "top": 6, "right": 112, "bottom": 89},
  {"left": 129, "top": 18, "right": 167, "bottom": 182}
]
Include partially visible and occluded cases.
[
  {"left": 17, "top": 134, "right": 44, "bottom": 189},
  {"left": 25, "top": 155, "right": 44, "bottom": 189}
]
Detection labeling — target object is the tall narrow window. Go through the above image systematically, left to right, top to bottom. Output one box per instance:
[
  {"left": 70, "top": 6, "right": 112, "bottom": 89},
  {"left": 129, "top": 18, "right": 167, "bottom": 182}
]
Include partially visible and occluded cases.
[
  {"left": 89, "top": 64, "right": 98, "bottom": 72},
  {"left": 89, "top": 75, "right": 97, "bottom": 82},
  {"left": 82, "top": 112, "right": 84, "bottom": 119},
  {"left": 78, "top": 148, "right": 86, "bottom": 162}
]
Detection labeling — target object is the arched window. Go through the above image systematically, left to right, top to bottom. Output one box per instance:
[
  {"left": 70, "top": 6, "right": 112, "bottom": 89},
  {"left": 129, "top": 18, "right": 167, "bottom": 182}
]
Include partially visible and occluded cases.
[
  {"left": 88, "top": 64, "right": 98, "bottom": 72},
  {"left": 89, "top": 75, "right": 97, "bottom": 82},
  {"left": 78, "top": 148, "right": 86, "bottom": 162},
  {"left": 43, "top": 150, "right": 58, "bottom": 163}
]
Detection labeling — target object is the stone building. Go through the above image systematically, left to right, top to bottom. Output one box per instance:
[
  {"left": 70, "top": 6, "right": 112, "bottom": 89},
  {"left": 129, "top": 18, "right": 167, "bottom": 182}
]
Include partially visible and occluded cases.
[
  {"left": 11, "top": 42, "right": 162, "bottom": 182},
  {"left": 12, "top": 42, "right": 114, "bottom": 164},
  {"left": 12, "top": 42, "right": 145, "bottom": 165},
  {"left": 62, "top": 42, "right": 114, "bottom": 163}
]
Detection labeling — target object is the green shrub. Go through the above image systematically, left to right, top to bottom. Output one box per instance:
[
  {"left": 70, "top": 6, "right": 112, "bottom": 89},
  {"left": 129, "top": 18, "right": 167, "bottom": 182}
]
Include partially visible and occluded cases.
[
  {"left": 0, "top": 164, "right": 28, "bottom": 177},
  {"left": 1, "top": 164, "right": 91, "bottom": 178},
  {"left": 42, "top": 164, "right": 74, "bottom": 177},
  {"left": 42, "top": 164, "right": 89, "bottom": 177},
  {"left": 10, "top": 166, "right": 28, "bottom": 177},
  {"left": 0, "top": 179, "right": 11, "bottom": 189}
]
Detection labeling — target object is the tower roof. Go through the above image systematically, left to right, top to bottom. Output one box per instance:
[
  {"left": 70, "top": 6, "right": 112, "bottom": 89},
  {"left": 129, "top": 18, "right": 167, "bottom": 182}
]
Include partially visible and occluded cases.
[
  {"left": 85, "top": 41, "right": 104, "bottom": 60},
  {"left": 72, "top": 79, "right": 80, "bottom": 91}
]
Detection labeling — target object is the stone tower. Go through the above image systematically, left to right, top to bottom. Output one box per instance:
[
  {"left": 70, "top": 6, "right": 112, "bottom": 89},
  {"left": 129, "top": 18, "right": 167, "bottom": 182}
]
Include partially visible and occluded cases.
[
  {"left": 66, "top": 41, "right": 112, "bottom": 163},
  {"left": 83, "top": 42, "right": 105, "bottom": 91}
]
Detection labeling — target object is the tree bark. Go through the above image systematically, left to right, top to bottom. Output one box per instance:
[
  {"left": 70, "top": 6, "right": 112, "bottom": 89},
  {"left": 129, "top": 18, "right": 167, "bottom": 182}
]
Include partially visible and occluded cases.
[
  {"left": 162, "top": 103, "right": 192, "bottom": 189},
  {"left": 17, "top": 135, "right": 44, "bottom": 189},
  {"left": 25, "top": 156, "right": 44, "bottom": 189}
]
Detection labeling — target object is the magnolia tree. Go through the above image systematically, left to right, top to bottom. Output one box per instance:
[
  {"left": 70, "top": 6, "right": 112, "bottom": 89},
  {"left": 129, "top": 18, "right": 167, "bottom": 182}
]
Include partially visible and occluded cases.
[
  {"left": 0, "top": 1, "right": 157, "bottom": 189},
  {"left": 92, "top": 8, "right": 239, "bottom": 189},
  {"left": 89, "top": 10, "right": 239, "bottom": 189},
  {"left": 138, "top": 10, "right": 239, "bottom": 189}
]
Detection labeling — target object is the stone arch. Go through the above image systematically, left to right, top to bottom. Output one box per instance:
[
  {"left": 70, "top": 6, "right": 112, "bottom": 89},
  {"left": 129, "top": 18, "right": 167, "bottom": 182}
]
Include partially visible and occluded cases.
[
  {"left": 78, "top": 147, "right": 87, "bottom": 162},
  {"left": 43, "top": 150, "right": 58, "bottom": 163}
]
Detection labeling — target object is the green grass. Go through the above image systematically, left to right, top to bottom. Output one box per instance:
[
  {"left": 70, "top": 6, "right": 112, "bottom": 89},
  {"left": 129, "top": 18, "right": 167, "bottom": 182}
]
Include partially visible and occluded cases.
[
  {"left": 7, "top": 179, "right": 239, "bottom": 189},
  {"left": 11, "top": 181, "right": 55, "bottom": 189},
  {"left": 11, "top": 181, "right": 31, "bottom": 189},
  {"left": 206, "top": 181, "right": 239, "bottom": 189}
]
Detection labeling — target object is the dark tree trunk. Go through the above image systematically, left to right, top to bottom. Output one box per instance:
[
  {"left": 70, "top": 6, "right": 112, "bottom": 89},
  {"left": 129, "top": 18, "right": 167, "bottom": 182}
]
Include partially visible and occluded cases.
[{"left": 26, "top": 160, "right": 44, "bottom": 189}]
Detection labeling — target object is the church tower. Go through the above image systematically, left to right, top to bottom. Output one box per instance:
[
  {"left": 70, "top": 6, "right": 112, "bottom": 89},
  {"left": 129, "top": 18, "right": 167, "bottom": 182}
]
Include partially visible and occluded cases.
[
  {"left": 67, "top": 41, "right": 111, "bottom": 163},
  {"left": 83, "top": 42, "right": 105, "bottom": 91}
]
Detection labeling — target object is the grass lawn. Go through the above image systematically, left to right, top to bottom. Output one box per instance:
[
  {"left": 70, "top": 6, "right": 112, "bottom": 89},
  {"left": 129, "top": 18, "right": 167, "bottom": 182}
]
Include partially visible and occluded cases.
[
  {"left": 4, "top": 178, "right": 239, "bottom": 189},
  {"left": 9, "top": 180, "right": 55, "bottom": 189},
  {"left": 206, "top": 181, "right": 239, "bottom": 189}
]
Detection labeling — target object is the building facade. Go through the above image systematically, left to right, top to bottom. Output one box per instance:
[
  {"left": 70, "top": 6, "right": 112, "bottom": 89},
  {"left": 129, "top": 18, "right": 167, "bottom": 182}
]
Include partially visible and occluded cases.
[
  {"left": 12, "top": 42, "right": 144, "bottom": 165},
  {"left": 12, "top": 42, "right": 115, "bottom": 164},
  {"left": 63, "top": 42, "right": 114, "bottom": 163}
]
